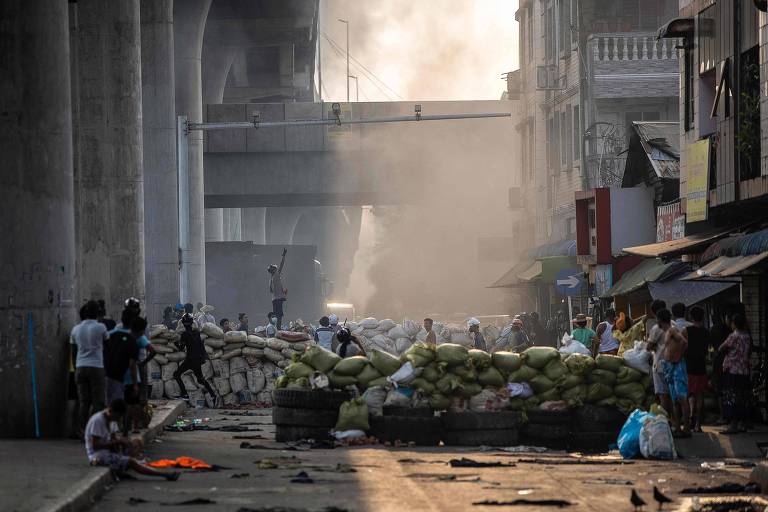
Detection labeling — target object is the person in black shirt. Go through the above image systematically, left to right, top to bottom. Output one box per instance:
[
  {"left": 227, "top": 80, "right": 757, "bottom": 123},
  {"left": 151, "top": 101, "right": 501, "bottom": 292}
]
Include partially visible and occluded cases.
[
  {"left": 684, "top": 306, "right": 710, "bottom": 432},
  {"left": 173, "top": 313, "right": 216, "bottom": 401},
  {"left": 103, "top": 318, "right": 139, "bottom": 405}
]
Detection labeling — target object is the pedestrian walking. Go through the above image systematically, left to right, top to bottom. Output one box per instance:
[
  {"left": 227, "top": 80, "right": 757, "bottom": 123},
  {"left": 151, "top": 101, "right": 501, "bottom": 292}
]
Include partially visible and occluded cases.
[
  {"left": 268, "top": 248, "right": 288, "bottom": 329},
  {"left": 70, "top": 300, "right": 108, "bottom": 436},
  {"left": 671, "top": 302, "right": 691, "bottom": 331},
  {"left": 196, "top": 304, "right": 216, "bottom": 327},
  {"left": 684, "top": 306, "right": 710, "bottom": 432},
  {"left": 594, "top": 308, "right": 620, "bottom": 356},
  {"left": 103, "top": 309, "right": 140, "bottom": 404},
  {"left": 648, "top": 309, "right": 673, "bottom": 418},
  {"left": 173, "top": 313, "right": 217, "bottom": 402},
  {"left": 571, "top": 313, "right": 597, "bottom": 351},
  {"left": 718, "top": 313, "right": 752, "bottom": 434},
  {"left": 314, "top": 316, "right": 335, "bottom": 351},
  {"left": 468, "top": 317, "right": 487, "bottom": 351},
  {"left": 493, "top": 317, "right": 530, "bottom": 353},
  {"left": 662, "top": 326, "right": 691, "bottom": 437}
]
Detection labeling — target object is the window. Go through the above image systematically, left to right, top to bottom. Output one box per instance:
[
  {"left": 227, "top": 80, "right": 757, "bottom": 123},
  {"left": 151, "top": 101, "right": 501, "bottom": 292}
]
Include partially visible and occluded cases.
[
  {"left": 559, "top": 0, "right": 571, "bottom": 56},
  {"left": 570, "top": 0, "right": 578, "bottom": 46},
  {"left": 684, "top": 49, "right": 695, "bottom": 131},
  {"left": 698, "top": 69, "right": 717, "bottom": 137},
  {"left": 572, "top": 105, "right": 580, "bottom": 163},
  {"left": 560, "top": 111, "right": 568, "bottom": 166},
  {"left": 552, "top": 115, "right": 560, "bottom": 172},
  {"left": 528, "top": 120, "right": 535, "bottom": 182},
  {"left": 588, "top": 208, "right": 596, "bottom": 228}
]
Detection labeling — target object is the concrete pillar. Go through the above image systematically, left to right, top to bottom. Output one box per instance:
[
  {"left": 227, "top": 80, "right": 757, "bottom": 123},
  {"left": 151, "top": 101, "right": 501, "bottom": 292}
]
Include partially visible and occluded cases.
[
  {"left": 0, "top": 0, "right": 76, "bottom": 437},
  {"left": 77, "top": 0, "right": 145, "bottom": 319},
  {"left": 141, "top": 0, "right": 179, "bottom": 323},
  {"left": 174, "top": 0, "right": 211, "bottom": 305},
  {"left": 202, "top": 43, "right": 237, "bottom": 104},
  {"left": 265, "top": 207, "right": 306, "bottom": 245},
  {"left": 223, "top": 208, "right": 242, "bottom": 241},
  {"left": 242, "top": 208, "right": 267, "bottom": 244},
  {"left": 205, "top": 209, "right": 224, "bottom": 242}
]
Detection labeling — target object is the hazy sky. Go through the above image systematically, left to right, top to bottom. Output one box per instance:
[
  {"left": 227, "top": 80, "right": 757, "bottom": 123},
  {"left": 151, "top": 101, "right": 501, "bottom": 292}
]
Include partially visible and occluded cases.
[{"left": 320, "top": 0, "right": 519, "bottom": 102}]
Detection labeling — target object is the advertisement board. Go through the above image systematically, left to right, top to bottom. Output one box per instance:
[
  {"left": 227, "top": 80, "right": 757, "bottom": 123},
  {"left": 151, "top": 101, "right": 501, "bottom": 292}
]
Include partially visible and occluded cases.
[{"left": 686, "top": 139, "right": 710, "bottom": 223}]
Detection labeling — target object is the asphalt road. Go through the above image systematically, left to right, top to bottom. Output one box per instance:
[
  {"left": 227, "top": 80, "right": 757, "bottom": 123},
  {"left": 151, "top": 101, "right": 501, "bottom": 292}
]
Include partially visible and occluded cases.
[{"left": 93, "top": 407, "right": 758, "bottom": 512}]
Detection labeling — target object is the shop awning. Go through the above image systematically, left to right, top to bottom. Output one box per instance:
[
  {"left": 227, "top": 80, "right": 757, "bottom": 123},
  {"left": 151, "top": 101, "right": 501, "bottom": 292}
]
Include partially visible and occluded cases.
[
  {"left": 622, "top": 226, "right": 738, "bottom": 258},
  {"left": 528, "top": 239, "right": 577, "bottom": 259},
  {"left": 681, "top": 251, "right": 768, "bottom": 280},
  {"left": 601, "top": 258, "right": 688, "bottom": 298},
  {"left": 488, "top": 260, "right": 535, "bottom": 288},
  {"left": 517, "top": 260, "right": 543, "bottom": 282},
  {"left": 648, "top": 279, "right": 736, "bottom": 307}
]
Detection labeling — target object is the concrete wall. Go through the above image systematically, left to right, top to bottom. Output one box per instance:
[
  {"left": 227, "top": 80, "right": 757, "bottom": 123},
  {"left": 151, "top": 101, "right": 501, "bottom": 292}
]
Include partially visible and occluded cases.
[{"left": 609, "top": 186, "right": 656, "bottom": 255}]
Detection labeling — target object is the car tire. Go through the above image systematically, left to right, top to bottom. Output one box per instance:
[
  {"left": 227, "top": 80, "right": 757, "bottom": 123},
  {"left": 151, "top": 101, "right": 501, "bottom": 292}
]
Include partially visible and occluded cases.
[
  {"left": 271, "top": 389, "right": 350, "bottom": 410},
  {"left": 574, "top": 405, "right": 626, "bottom": 429},
  {"left": 272, "top": 406, "right": 338, "bottom": 428},
  {"left": 382, "top": 406, "right": 434, "bottom": 418},
  {"left": 524, "top": 409, "right": 574, "bottom": 426},
  {"left": 442, "top": 411, "right": 523, "bottom": 431},
  {"left": 369, "top": 416, "right": 442, "bottom": 446},
  {"left": 275, "top": 425, "right": 332, "bottom": 443},
  {"left": 442, "top": 429, "right": 519, "bottom": 447},
  {"left": 568, "top": 431, "right": 617, "bottom": 453}
]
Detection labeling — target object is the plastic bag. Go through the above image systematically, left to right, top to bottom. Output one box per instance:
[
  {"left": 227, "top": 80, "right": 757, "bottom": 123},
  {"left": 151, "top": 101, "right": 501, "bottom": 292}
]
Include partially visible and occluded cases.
[
  {"left": 559, "top": 334, "right": 591, "bottom": 355},
  {"left": 623, "top": 341, "right": 652, "bottom": 375},
  {"left": 387, "top": 361, "right": 418, "bottom": 387},
  {"left": 507, "top": 382, "right": 534, "bottom": 398},
  {"left": 362, "top": 386, "right": 388, "bottom": 416},
  {"left": 469, "top": 387, "right": 510, "bottom": 412},
  {"left": 383, "top": 388, "right": 412, "bottom": 408},
  {"left": 335, "top": 398, "right": 370, "bottom": 432},
  {"left": 617, "top": 409, "right": 652, "bottom": 459},
  {"left": 639, "top": 414, "right": 676, "bottom": 460},
  {"left": 333, "top": 430, "right": 366, "bottom": 441}
]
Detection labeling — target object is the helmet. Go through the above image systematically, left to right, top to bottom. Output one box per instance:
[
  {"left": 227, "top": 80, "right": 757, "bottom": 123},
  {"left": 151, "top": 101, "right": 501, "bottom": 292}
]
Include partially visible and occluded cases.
[
  {"left": 267, "top": 264, "right": 278, "bottom": 273},
  {"left": 124, "top": 297, "right": 141, "bottom": 310},
  {"left": 181, "top": 313, "right": 195, "bottom": 326},
  {"left": 328, "top": 314, "right": 339, "bottom": 325},
  {"left": 467, "top": 317, "right": 480, "bottom": 327},
  {"left": 336, "top": 327, "right": 351, "bottom": 344}
]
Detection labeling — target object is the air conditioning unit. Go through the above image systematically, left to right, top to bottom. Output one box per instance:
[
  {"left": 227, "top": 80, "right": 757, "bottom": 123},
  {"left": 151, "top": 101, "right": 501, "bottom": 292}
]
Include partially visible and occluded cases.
[
  {"left": 536, "top": 65, "right": 560, "bottom": 90},
  {"left": 508, "top": 187, "right": 522, "bottom": 209}
]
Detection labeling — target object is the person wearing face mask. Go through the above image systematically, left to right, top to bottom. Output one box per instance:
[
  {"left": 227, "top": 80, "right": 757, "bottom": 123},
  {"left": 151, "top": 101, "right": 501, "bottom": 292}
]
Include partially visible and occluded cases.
[{"left": 265, "top": 312, "right": 278, "bottom": 338}]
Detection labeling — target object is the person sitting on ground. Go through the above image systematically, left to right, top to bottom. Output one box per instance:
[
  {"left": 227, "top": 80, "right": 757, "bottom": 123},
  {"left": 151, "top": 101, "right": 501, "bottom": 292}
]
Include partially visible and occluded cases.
[
  {"left": 684, "top": 306, "right": 710, "bottom": 433},
  {"left": 648, "top": 308, "right": 674, "bottom": 419},
  {"left": 173, "top": 313, "right": 217, "bottom": 402},
  {"left": 236, "top": 313, "right": 249, "bottom": 333},
  {"left": 265, "top": 313, "right": 278, "bottom": 338},
  {"left": 570, "top": 313, "right": 597, "bottom": 351},
  {"left": 718, "top": 313, "right": 752, "bottom": 435},
  {"left": 314, "top": 316, "right": 334, "bottom": 351},
  {"left": 219, "top": 318, "right": 231, "bottom": 333},
  {"left": 423, "top": 318, "right": 437, "bottom": 345},
  {"left": 467, "top": 318, "right": 487, "bottom": 351},
  {"left": 662, "top": 326, "right": 691, "bottom": 437},
  {"left": 336, "top": 328, "right": 366, "bottom": 358},
  {"left": 85, "top": 399, "right": 180, "bottom": 480}
]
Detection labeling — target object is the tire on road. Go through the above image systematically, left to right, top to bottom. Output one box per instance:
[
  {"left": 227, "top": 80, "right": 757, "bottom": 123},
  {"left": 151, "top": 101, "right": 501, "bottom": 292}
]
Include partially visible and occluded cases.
[
  {"left": 271, "top": 389, "right": 350, "bottom": 410},
  {"left": 573, "top": 405, "right": 626, "bottom": 430},
  {"left": 272, "top": 406, "right": 338, "bottom": 428},
  {"left": 382, "top": 406, "right": 434, "bottom": 418},
  {"left": 524, "top": 409, "right": 574, "bottom": 426},
  {"left": 442, "top": 411, "right": 523, "bottom": 431},
  {"left": 369, "top": 416, "right": 442, "bottom": 446},
  {"left": 521, "top": 423, "right": 570, "bottom": 449},
  {"left": 275, "top": 425, "right": 333, "bottom": 443},
  {"left": 442, "top": 429, "right": 519, "bottom": 447},
  {"left": 568, "top": 431, "right": 617, "bottom": 453}
]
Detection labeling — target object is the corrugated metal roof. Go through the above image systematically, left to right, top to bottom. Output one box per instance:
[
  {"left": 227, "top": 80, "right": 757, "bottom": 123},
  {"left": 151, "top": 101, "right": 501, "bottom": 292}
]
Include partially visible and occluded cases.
[
  {"left": 634, "top": 121, "right": 680, "bottom": 180},
  {"left": 622, "top": 226, "right": 738, "bottom": 258},
  {"left": 700, "top": 228, "right": 768, "bottom": 262},
  {"left": 681, "top": 252, "right": 768, "bottom": 280},
  {"left": 601, "top": 258, "right": 688, "bottom": 298},
  {"left": 648, "top": 280, "right": 736, "bottom": 307}
]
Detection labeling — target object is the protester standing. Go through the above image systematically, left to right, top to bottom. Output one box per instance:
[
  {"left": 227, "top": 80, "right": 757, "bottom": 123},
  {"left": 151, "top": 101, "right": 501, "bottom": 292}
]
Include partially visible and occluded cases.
[
  {"left": 268, "top": 248, "right": 288, "bottom": 329},
  {"left": 70, "top": 300, "right": 108, "bottom": 435},
  {"left": 684, "top": 306, "right": 710, "bottom": 432},
  {"left": 594, "top": 308, "right": 620, "bottom": 356},
  {"left": 103, "top": 309, "right": 140, "bottom": 404},
  {"left": 648, "top": 309, "right": 673, "bottom": 418},
  {"left": 236, "top": 313, "right": 249, "bottom": 333},
  {"left": 265, "top": 313, "right": 278, "bottom": 338},
  {"left": 571, "top": 313, "right": 597, "bottom": 350},
  {"left": 718, "top": 313, "right": 752, "bottom": 434},
  {"left": 173, "top": 314, "right": 217, "bottom": 401},
  {"left": 314, "top": 316, "right": 335, "bottom": 351},
  {"left": 220, "top": 318, "right": 232, "bottom": 333},
  {"left": 423, "top": 318, "right": 437, "bottom": 345},
  {"left": 468, "top": 318, "right": 487, "bottom": 351},
  {"left": 336, "top": 328, "right": 366, "bottom": 358}
]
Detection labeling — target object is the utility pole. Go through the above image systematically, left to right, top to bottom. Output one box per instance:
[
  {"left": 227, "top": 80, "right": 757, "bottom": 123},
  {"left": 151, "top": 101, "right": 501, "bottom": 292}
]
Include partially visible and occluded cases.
[
  {"left": 338, "top": 18, "right": 349, "bottom": 102},
  {"left": 349, "top": 75, "right": 358, "bottom": 102}
]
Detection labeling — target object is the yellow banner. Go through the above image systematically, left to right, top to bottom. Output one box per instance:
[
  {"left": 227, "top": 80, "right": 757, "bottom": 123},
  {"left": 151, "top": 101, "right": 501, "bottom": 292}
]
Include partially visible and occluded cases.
[{"left": 687, "top": 139, "right": 710, "bottom": 223}]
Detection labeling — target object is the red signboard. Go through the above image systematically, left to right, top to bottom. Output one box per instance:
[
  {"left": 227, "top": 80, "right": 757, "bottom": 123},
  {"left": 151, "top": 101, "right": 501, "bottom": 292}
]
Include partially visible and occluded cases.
[{"left": 656, "top": 201, "right": 685, "bottom": 242}]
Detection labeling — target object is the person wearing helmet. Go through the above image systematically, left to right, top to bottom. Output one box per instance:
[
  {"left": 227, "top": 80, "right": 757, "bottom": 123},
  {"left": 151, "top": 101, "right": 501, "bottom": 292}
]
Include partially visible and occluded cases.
[
  {"left": 267, "top": 248, "right": 288, "bottom": 330},
  {"left": 124, "top": 297, "right": 141, "bottom": 313},
  {"left": 173, "top": 314, "right": 216, "bottom": 402},
  {"left": 467, "top": 318, "right": 487, "bottom": 351},
  {"left": 335, "top": 328, "right": 366, "bottom": 358}
]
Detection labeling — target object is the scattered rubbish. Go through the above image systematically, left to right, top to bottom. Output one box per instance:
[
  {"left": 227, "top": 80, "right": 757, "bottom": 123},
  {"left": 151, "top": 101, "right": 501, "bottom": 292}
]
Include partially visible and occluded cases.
[
  {"left": 233, "top": 434, "right": 267, "bottom": 440},
  {"left": 240, "top": 442, "right": 284, "bottom": 451},
  {"left": 481, "top": 445, "right": 549, "bottom": 454},
  {"left": 147, "top": 456, "right": 213, "bottom": 470},
  {"left": 253, "top": 456, "right": 303, "bottom": 470},
  {"left": 397, "top": 458, "right": 446, "bottom": 465},
  {"left": 449, "top": 458, "right": 515, "bottom": 468},
  {"left": 517, "top": 458, "right": 631, "bottom": 465},
  {"left": 701, "top": 462, "right": 727, "bottom": 471},
  {"left": 290, "top": 471, "right": 314, "bottom": 484},
  {"left": 407, "top": 472, "right": 485, "bottom": 484},
  {"left": 230, "top": 473, "right": 250, "bottom": 479},
  {"left": 586, "top": 478, "right": 633, "bottom": 486},
  {"left": 681, "top": 483, "right": 761, "bottom": 495},
  {"left": 517, "top": 489, "right": 534, "bottom": 495},
  {"left": 128, "top": 497, "right": 149, "bottom": 505},
  {"left": 687, "top": 497, "right": 768, "bottom": 512},
  {"left": 161, "top": 498, "right": 216, "bottom": 506},
  {"left": 472, "top": 499, "right": 572, "bottom": 507},
  {"left": 236, "top": 507, "right": 349, "bottom": 512}
]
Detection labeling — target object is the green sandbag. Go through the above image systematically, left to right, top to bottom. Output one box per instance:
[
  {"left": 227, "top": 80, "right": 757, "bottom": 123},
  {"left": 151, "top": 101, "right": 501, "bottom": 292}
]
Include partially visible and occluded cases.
[
  {"left": 403, "top": 342, "right": 436, "bottom": 368},
  {"left": 436, "top": 343, "right": 469, "bottom": 366},
  {"left": 300, "top": 345, "right": 342, "bottom": 373},
  {"left": 521, "top": 346, "right": 560, "bottom": 370},
  {"left": 370, "top": 349, "right": 403, "bottom": 375},
  {"left": 468, "top": 349, "right": 492, "bottom": 370},
  {"left": 492, "top": 352, "right": 522, "bottom": 374},
  {"left": 564, "top": 353, "right": 596, "bottom": 376},
  {"left": 595, "top": 354, "right": 624, "bottom": 373},
  {"left": 334, "top": 356, "right": 369, "bottom": 376},
  {"left": 543, "top": 360, "right": 569, "bottom": 382},
  {"left": 285, "top": 362, "right": 314, "bottom": 381},
  {"left": 421, "top": 362, "right": 443, "bottom": 383},
  {"left": 356, "top": 364, "right": 383, "bottom": 387},
  {"left": 451, "top": 365, "right": 478, "bottom": 382},
  {"left": 508, "top": 365, "right": 539, "bottom": 383},
  {"left": 478, "top": 366, "right": 505, "bottom": 387},
  {"left": 616, "top": 366, "right": 643, "bottom": 385},
  {"left": 588, "top": 369, "right": 617, "bottom": 386},
  {"left": 328, "top": 371, "right": 358, "bottom": 389},
  {"left": 436, "top": 373, "right": 464, "bottom": 395},
  {"left": 529, "top": 374, "right": 556, "bottom": 394},
  {"left": 558, "top": 374, "right": 584, "bottom": 390},
  {"left": 640, "top": 374, "right": 653, "bottom": 390},
  {"left": 275, "top": 375, "right": 289, "bottom": 389},
  {"left": 368, "top": 376, "right": 389, "bottom": 388},
  {"left": 287, "top": 377, "right": 310, "bottom": 389},
  {"left": 411, "top": 377, "right": 436, "bottom": 394},
  {"left": 457, "top": 381, "right": 483, "bottom": 398},
  {"left": 614, "top": 382, "right": 646, "bottom": 404},
  {"left": 586, "top": 383, "right": 614, "bottom": 403},
  {"left": 561, "top": 384, "right": 587, "bottom": 401},
  {"left": 538, "top": 388, "right": 560, "bottom": 402},
  {"left": 429, "top": 393, "right": 451, "bottom": 411},
  {"left": 523, "top": 396, "right": 540, "bottom": 410},
  {"left": 596, "top": 396, "right": 617, "bottom": 407},
  {"left": 335, "top": 397, "right": 370, "bottom": 431},
  {"left": 508, "top": 398, "right": 525, "bottom": 410},
  {"left": 616, "top": 398, "right": 638, "bottom": 414}
]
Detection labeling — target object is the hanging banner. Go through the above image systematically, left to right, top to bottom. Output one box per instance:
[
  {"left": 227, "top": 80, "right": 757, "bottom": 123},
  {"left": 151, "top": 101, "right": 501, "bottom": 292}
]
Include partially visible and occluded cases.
[
  {"left": 686, "top": 139, "right": 710, "bottom": 223},
  {"left": 656, "top": 200, "right": 685, "bottom": 242}
]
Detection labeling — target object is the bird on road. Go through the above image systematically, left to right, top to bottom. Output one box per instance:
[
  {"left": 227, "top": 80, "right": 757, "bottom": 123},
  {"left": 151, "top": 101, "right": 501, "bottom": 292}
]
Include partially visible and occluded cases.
[
  {"left": 653, "top": 486, "right": 673, "bottom": 510},
  {"left": 630, "top": 488, "right": 646, "bottom": 511}
]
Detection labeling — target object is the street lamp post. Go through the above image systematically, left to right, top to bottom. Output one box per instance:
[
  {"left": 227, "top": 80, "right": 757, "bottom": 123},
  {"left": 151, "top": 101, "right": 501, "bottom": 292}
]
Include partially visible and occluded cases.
[
  {"left": 338, "top": 18, "right": 349, "bottom": 102},
  {"left": 349, "top": 75, "right": 358, "bottom": 102}
]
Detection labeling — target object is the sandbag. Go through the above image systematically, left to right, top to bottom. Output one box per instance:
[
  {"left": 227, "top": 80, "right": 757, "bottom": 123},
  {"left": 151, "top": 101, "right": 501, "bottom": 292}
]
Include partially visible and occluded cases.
[
  {"left": 359, "top": 317, "right": 378, "bottom": 329},
  {"left": 377, "top": 319, "right": 396, "bottom": 332},
  {"left": 402, "top": 319, "right": 420, "bottom": 337},
  {"left": 201, "top": 322, "right": 224, "bottom": 338},
  {"left": 149, "top": 324, "right": 167, "bottom": 338},
  {"left": 388, "top": 325, "right": 408, "bottom": 340},
  {"left": 225, "top": 330, "right": 247, "bottom": 343},
  {"left": 277, "top": 330, "right": 310, "bottom": 342},
  {"left": 371, "top": 334, "right": 393, "bottom": 351},
  {"left": 246, "top": 335, "right": 267, "bottom": 348},
  {"left": 204, "top": 338, "right": 226, "bottom": 349},
  {"left": 267, "top": 338, "right": 290, "bottom": 351},
  {"left": 395, "top": 338, "right": 412, "bottom": 354},
  {"left": 290, "top": 341, "right": 309, "bottom": 351},
  {"left": 403, "top": 342, "right": 436, "bottom": 368},
  {"left": 224, "top": 343, "right": 245, "bottom": 352},
  {"left": 436, "top": 343, "right": 469, "bottom": 366},
  {"left": 153, "top": 344, "right": 174, "bottom": 354},
  {"left": 204, "top": 345, "right": 214, "bottom": 356},
  {"left": 301, "top": 345, "right": 342, "bottom": 373},
  {"left": 242, "top": 347, "right": 264, "bottom": 358},
  {"left": 263, "top": 347, "right": 285, "bottom": 363},
  {"left": 521, "top": 347, "right": 560, "bottom": 369},
  {"left": 221, "top": 348, "right": 242, "bottom": 360},
  {"left": 370, "top": 349, "right": 402, "bottom": 376},
  {"left": 468, "top": 349, "right": 492, "bottom": 370},
  {"left": 167, "top": 352, "right": 186, "bottom": 362},
  {"left": 491, "top": 352, "right": 522, "bottom": 374},
  {"left": 564, "top": 353, "right": 596, "bottom": 376},
  {"left": 595, "top": 354, "right": 624, "bottom": 373},
  {"left": 155, "top": 356, "right": 170, "bottom": 367},
  {"left": 229, "top": 356, "right": 248, "bottom": 374},
  {"left": 334, "top": 356, "right": 369, "bottom": 376},
  {"left": 212, "top": 359, "right": 229, "bottom": 378},
  {"left": 147, "top": 360, "right": 162, "bottom": 382},
  {"left": 543, "top": 360, "right": 569, "bottom": 382},
  {"left": 161, "top": 362, "right": 178, "bottom": 381},
  {"left": 285, "top": 362, "right": 314, "bottom": 381},
  {"left": 421, "top": 362, "right": 443, "bottom": 383},
  {"left": 356, "top": 364, "right": 383, "bottom": 387},
  {"left": 451, "top": 365, "right": 477, "bottom": 382},
  {"left": 508, "top": 365, "right": 539, "bottom": 383},
  {"left": 478, "top": 366, "right": 505, "bottom": 387},
  {"left": 616, "top": 366, "right": 644, "bottom": 385},
  {"left": 247, "top": 368, "right": 266, "bottom": 394},
  {"left": 588, "top": 369, "right": 617, "bottom": 386},
  {"left": 328, "top": 371, "right": 357, "bottom": 389},
  {"left": 230, "top": 373, "right": 247, "bottom": 394},
  {"left": 436, "top": 373, "right": 464, "bottom": 395},
  {"left": 181, "top": 374, "right": 198, "bottom": 391},
  {"left": 529, "top": 374, "right": 556, "bottom": 394},
  {"left": 558, "top": 374, "right": 584, "bottom": 389},
  {"left": 368, "top": 376, "right": 389, "bottom": 388},
  {"left": 214, "top": 377, "right": 231, "bottom": 395},
  {"left": 411, "top": 377, "right": 436, "bottom": 394},
  {"left": 164, "top": 380, "right": 181, "bottom": 398},
  {"left": 150, "top": 381, "right": 164, "bottom": 399},
  {"left": 457, "top": 381, "right": 482, "bottom": 398},
  {"left": 615, "top": 382, "right": 646, "bottom": 404},
  {"left": 586, "top": 383, "right": 614, "bottom": 403},
  {"left": 561, "top": 384, "right": 587, "bottom": 402},
  {"left": 363, "top": 386, "right": 387, "bottom": 416},
  {"left": 469, "top": 388, "right": 510, "bottom": 412},
  {"left": 537, "top": 388, "right": 560, "bottom": 402},
  {"left": 222, "top": 393, "right": 238, "bottom": 406},
  {"left": 428, "top": 393, "right": 451, "bottom": 411},
  {"left": 523, "top": 396, "right": 541, "bottom": 410},
  {"left": 597, "top": 396, "right": 617, "bottom": 407},
  {"left": 508, "top": 397, "right": 524, "bottom": 410}
]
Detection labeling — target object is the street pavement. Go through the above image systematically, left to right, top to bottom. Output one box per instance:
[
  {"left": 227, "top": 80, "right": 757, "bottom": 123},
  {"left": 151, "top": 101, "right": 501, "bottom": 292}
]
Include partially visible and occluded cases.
[{"left": 92, "top": 407, "right": 762, "bottom": 512}]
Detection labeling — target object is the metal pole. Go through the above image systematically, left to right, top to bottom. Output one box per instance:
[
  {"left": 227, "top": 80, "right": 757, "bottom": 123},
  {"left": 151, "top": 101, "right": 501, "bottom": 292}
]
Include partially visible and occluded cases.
[
  {"left": 318, "top": 0, "right": 322, "bottom": 101},
  {"left": 338, "top": 18, "right": 349, "bottom": 101},
  {"left": 349, "top": 75, "right": 358, "bottom": 102},
  {"left": 177, "top": 115, "right": 190, "bottom": 303},
  {"left": 567, "top": 296, "right": 574, "bottom": 336}
]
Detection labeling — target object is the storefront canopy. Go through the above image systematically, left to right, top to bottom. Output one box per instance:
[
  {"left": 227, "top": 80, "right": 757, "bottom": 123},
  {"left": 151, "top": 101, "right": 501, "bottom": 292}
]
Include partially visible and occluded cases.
[
  {"left": 622, "top": 226, "right": 738, "bottom": 258},
  {"left": 528, "top": 239, "right": 577, "bottom": 259},
  {"left": 681, "top": 252, "right": 768, "bottom": 281},
  {"left": 601, "top": 258, "right": 687, "bottom": 298},
  {"left": 488, "top": 260, "right": 535, "bottom": 288},
  {"left": 517, "top": 260, "right": 543, "bottom": 282},
  {"left": 648, "top": 279, "right": 736, "bottom": 307}
]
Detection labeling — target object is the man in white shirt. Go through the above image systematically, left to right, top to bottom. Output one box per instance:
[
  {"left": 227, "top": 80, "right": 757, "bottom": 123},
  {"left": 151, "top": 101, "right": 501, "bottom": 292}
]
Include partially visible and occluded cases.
[
  {"left": 71, "top": 300, "right": 108, "bottom": 434},
  {"left": 314, "top": 316, "right": 335, "bottom": 351},
  {"left": 85, "top": 400, "right": 180, "bottom": 480}
]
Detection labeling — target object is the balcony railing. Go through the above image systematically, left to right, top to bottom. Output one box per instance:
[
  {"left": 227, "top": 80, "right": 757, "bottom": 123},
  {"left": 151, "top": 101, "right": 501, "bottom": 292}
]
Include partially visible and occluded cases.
[{"left": 588, "top": 32, "right": 678, "bottom": 62}]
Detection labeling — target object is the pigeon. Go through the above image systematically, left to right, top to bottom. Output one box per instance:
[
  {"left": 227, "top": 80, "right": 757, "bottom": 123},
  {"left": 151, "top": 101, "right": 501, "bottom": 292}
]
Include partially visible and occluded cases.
[
  {"left": 653, "top": 486, "right": 673, "bottom": 510},
  {"left": 630, "top": 489, "right": 646, "bottom": 511}
]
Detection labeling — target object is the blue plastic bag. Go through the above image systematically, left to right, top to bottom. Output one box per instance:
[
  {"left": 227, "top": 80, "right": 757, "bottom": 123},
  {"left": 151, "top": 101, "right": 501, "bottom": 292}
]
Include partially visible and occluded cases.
[{"left": 617, "top": 409, "right": 653, "bottom": 459}]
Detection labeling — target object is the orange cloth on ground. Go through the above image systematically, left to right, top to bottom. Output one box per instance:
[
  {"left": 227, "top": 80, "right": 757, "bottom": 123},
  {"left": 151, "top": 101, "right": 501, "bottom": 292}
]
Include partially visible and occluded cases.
[{"left": 147, "top": 456, "right": 213, "bottom": 470}]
